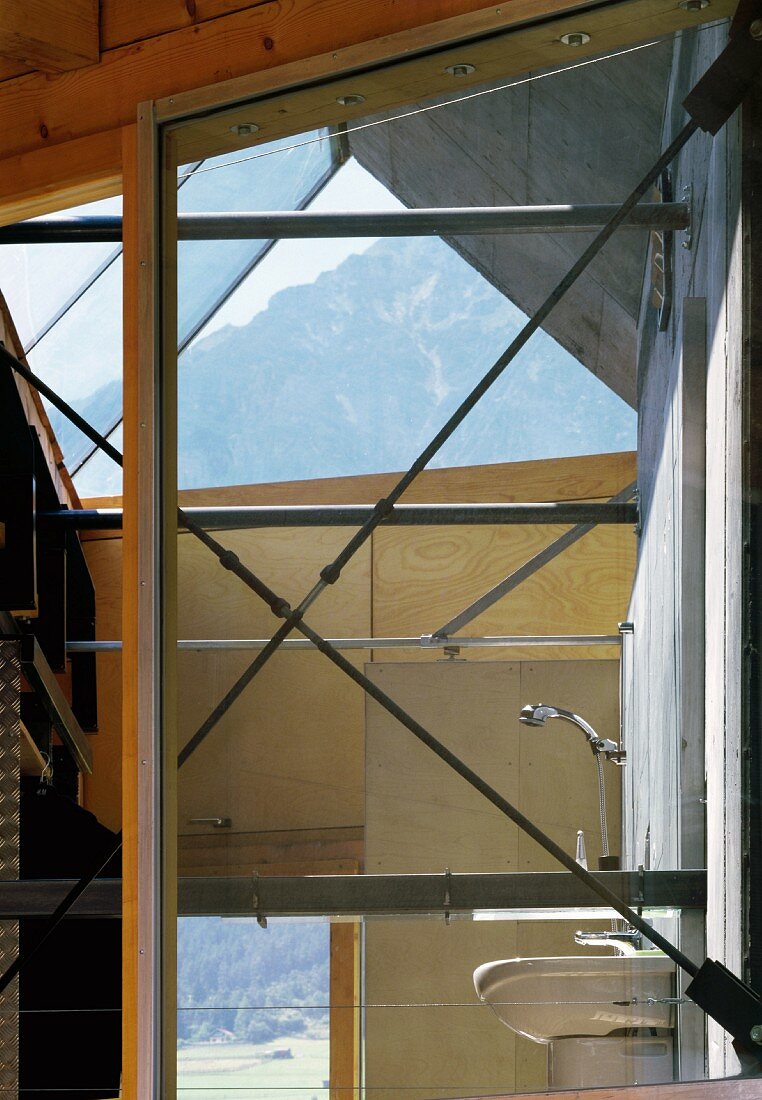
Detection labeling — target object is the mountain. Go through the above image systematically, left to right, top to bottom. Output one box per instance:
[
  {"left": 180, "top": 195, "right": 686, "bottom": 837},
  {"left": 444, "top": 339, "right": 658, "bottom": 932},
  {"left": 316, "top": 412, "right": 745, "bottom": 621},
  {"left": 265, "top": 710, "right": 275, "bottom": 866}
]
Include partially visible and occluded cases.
[
  {"left": 68, "top": 234, "right": 635, "bottom": 495},
  {"left": 176, "top": 235, "right": 634, "bottom": 489},
  {"left": 178, "top": 918, "right": 329, "bottom": 1046}
]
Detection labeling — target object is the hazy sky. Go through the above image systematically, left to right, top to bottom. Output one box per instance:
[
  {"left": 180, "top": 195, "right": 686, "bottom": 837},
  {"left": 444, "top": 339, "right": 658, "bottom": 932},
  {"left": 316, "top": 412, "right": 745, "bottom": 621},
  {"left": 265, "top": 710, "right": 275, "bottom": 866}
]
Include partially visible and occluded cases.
[{"left": 198, "top": 158, "right": 404, "bottom": 339}]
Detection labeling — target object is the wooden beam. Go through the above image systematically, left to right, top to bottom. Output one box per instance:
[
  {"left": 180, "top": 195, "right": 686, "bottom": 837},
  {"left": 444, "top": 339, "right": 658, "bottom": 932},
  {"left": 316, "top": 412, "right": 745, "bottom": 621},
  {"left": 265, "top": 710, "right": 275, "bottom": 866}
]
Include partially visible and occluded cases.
[
  {"left": 0, "top": 0, "right": 99, "bottom": 73},
  {"left": 0, "top": 0, "right": 731, "bottom": 218},
  {"left": 121, "top": 113, "right": 162, "bottom": 1099},
  {"left": 0, "top": 129, "right": 121, "bottom": 226},
  {"left": 330, "top": 921, "right": 360, "bottom": 1100}
]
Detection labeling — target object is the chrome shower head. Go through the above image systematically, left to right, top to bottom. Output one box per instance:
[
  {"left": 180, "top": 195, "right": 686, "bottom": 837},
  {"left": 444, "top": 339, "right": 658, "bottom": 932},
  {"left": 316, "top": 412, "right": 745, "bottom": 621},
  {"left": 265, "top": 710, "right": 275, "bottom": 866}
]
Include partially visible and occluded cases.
[
  {"left": 518, "top": 703, "right": 624, "bottom": 763},
  {"left": 519, "top": 704, "right": 561, "bottom": 727}
]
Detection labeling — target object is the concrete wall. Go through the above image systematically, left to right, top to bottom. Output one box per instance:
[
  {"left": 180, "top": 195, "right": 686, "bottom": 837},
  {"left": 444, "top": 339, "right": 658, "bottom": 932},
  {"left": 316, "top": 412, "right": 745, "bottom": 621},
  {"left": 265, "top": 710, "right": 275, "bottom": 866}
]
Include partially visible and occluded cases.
[
  {"left": 623, "top": 23, "right": 743, "bottom": 1078},
  {"left": 350, "top": 41, "right": 674, "bottom": 405}
]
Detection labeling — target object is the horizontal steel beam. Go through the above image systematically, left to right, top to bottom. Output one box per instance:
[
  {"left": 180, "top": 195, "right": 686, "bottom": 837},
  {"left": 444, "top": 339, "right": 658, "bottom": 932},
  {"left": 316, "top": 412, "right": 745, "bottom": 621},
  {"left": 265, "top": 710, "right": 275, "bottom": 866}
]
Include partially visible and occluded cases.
[
  {"left": 0, "top": 203, "right": 690, "bottom": 244},
  {"left": 42, "top": 502, "right": 638, "bottom": 531},
  {"left": 67, "top": 634, "right": 621, "bottom": 653},
  {"left": 16, "top": 635, "right": 93, "bottom": 774},
  {"left": 0, "top": 870, "right": 704, "bottom": 919},
  {"left": 183, "top": 870, "right": 706, "bottom": 918},
  {"left": 0, "top": 879, "right": 121, "bottom": 918}
]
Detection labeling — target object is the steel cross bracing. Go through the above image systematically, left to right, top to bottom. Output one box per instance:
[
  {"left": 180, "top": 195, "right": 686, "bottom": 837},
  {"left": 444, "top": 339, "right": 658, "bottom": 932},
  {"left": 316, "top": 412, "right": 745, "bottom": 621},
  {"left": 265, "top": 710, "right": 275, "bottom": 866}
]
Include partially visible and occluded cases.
[{"left": 4, "top": 15, "right": 762, "bottom": 1048}]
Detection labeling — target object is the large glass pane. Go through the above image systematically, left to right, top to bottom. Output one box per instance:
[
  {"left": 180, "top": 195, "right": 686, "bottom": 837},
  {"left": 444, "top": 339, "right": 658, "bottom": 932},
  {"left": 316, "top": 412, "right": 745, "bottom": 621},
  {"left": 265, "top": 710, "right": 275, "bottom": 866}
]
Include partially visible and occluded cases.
[
  {"left": 160, "top": 17, "right": 738, "bottom": 1096},
  {"left": 176, "top": 133, "right": 337, "bottom": 348},
  {"left": 0, "top": 195, "right": 122, "bottom": 350}
]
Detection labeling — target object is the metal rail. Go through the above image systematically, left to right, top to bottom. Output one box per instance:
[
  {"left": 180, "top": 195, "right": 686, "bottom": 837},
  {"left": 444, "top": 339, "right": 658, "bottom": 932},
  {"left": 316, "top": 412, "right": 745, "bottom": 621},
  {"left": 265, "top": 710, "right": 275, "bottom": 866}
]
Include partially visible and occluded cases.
[
  {"left": 0, "top": 203, "right": 690, "bottom": 244},
  {"left": 42, "top": 502, "right": 638, "bottom": 530},
  {"left": 66, "top": 634, "right": 622, "bottom": 653},
  {"left": 0, "top": 870, "right": 705, "bottom": 919}
]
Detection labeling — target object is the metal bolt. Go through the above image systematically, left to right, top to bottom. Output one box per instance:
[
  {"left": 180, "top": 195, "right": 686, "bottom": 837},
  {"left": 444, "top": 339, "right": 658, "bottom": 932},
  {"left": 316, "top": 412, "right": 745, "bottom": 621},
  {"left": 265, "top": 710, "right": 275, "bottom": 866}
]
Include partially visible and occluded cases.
[
  {"left": 679, "top": 0, "right": 709, "bottom": 10},
  {"left": 751, "top": 18, "right": 762, "bottom": 39},
  {"left": 560, "top": 31, "right": 591, "bottom": 46},
  {"left": 445, "top": 63, "right": 476, "bottom": 76},
  {"left": 336, "top": 94, "right": 365, "bottom": 107},
  {"left": 230, "top": 122, "right": 259, "bottom": 137},
  {"left": 750, "top": 1024, "right": 762, "bottom": 1044}
]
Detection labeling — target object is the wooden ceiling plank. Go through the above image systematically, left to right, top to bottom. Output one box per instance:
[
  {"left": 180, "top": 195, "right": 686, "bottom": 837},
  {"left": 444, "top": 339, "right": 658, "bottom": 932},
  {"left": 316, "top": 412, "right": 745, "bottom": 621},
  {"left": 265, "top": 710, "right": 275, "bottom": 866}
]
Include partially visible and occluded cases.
[
  {"left": 0, "top": 0, "right": 99, "bottom": 73},
  {"left": 0, "top": 0, "right": 729, "bottom": 165},
  {"left": 0, "top": 0, "right": 732, "bottom": 223},
  {"left": 0, "top": 129, "right": 121, "bottom": 227}
]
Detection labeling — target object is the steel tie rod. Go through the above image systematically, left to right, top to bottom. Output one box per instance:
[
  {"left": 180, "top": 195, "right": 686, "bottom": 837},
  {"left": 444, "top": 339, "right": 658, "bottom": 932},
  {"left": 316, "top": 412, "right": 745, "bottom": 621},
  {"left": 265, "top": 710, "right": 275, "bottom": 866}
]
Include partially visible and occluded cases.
[{"left": 0, "top": 202, "right": 690, "bottom": 243}]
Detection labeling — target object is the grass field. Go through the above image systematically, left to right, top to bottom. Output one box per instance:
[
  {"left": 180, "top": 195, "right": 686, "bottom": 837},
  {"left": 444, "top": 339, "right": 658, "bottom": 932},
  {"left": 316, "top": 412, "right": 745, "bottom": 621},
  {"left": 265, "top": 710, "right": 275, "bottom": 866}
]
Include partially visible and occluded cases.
[{"left": 177, "top": 1035, "right": 330, "bottom": 1099}]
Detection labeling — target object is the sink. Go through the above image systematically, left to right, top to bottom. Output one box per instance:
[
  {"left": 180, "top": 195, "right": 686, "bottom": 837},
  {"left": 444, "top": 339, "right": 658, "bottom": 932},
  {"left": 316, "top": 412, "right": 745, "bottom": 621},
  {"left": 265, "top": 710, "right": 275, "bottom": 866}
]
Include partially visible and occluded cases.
[{"left": 473, "top": 954, "right": 675, "bottom": 1043}]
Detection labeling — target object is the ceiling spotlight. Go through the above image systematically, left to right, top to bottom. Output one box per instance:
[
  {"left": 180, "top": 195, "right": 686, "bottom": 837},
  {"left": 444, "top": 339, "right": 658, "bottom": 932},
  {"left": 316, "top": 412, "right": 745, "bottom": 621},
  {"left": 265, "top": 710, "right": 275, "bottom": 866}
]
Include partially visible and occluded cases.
[
  {"left": 679, "top": 0, "right": 709, "bottom": 9},
  {"left": 559, "top": 31, "right": 591, "bottom": 46},
  {"left": 445, "top": 63, "right": 476, "bottom": 76},
  {"left": 336, "top": 93, "right": 366, "bottom": 107},
  {"left": 230, "top": 122, "right": 260, "bottom": 136}
]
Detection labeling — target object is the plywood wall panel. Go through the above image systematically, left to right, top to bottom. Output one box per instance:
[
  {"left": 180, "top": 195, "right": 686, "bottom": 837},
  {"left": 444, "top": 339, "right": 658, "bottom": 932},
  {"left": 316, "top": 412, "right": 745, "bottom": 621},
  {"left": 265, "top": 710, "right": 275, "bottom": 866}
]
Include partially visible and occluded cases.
[
  {"left": 372, "top": 524, "right": 634, "bottom": 651},
  {"left": 365, "top": 660, "right": 621, "bottom": 1098}
]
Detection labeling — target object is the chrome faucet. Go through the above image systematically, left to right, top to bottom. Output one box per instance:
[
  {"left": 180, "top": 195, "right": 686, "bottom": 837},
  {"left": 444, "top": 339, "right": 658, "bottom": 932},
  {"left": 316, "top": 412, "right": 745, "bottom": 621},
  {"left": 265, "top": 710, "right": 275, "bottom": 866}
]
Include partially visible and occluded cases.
[{"left": 575, "top": 927, "right": 642, "bottom": 955}]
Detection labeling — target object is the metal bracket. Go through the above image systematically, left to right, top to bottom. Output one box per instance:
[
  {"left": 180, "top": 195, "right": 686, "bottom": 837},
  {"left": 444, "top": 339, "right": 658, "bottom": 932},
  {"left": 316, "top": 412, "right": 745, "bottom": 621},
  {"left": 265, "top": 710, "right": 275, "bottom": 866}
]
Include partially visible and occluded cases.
[
  {"left": 650, "top": 170, "right": 674, "bottom": 331},
  {"left": 252, "top": 872, "right": 268, "bottom": 929}
]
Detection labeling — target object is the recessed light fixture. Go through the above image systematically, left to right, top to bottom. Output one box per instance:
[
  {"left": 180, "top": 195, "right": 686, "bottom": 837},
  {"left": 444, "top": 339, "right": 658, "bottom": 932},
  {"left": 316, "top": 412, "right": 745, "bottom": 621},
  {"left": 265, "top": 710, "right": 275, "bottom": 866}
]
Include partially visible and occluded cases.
[
  {"left": 679, "top": 0, "right": 709, "bottom": 9},
  {"left": 559, "top": 31, "right": 591, "bottom": 46},
  {"left": 445, "top": 63, "right": 476, "bottom": 76},
  {"left": 336, "top": 93, "right": 366, "bottom": 107},
  {"left": 230, "top": 122, "right": 260, "bottom": 136}
]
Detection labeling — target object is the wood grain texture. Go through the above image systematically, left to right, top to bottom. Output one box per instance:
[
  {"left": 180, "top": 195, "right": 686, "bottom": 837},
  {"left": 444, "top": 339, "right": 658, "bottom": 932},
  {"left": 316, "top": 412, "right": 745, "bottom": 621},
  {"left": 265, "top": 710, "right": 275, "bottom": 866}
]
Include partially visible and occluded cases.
[
  {"left": 0, "top": 0, "right": 99, "bottom": 73},
  {"left": 0, "top": 0, "right": 731, "bottom": 182},
  {"left": 161, "top": 0, "right": 734, "bottom": 165},
  {"left": 121, "top": 113, "right": 164, "bottom": 1100},
  {"left": 0, "top": 128, "right": 121, "bottom": 227},
  {"left": 83, "top": 451, "right": 637, "bottom": 511},
  {"left": 372, "top": 523, "right": 634, "bottom": 652},
  {"left": 176, "top": 528, "right": 370, "bottom": 836},
  {"left": 80, "top": 537, "right": 123, "bottom": 832},
  {"left": 330, "top": 920, "right": 360, "bottom": 1100}
]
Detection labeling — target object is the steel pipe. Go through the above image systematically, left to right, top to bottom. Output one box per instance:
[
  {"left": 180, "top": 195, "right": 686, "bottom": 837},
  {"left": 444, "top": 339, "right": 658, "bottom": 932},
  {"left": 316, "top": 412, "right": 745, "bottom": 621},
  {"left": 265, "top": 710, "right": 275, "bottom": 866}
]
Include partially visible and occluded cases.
[
  {"left": 0, "top": 203, "right": 690, "bottom": 244},
  {"left": 42, "top": 501, "right": 638, "bottom": 531},
  {"left": 66, "top": 634, "right": 621, "bottom": 653}
]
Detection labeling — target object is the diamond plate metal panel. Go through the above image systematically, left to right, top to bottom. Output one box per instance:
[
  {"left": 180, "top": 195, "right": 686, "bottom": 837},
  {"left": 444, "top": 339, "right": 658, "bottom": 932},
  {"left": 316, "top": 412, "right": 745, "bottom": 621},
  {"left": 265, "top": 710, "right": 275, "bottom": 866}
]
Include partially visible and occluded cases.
[{"left": 0, "top": 641, "right": 20, "bottom": 1100}]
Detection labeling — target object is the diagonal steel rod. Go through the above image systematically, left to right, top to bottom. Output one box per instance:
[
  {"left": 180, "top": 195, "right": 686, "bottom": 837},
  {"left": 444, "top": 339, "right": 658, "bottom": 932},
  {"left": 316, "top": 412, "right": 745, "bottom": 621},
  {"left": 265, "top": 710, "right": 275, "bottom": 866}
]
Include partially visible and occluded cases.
[
  {"left": 176, "top": 119, "right": 699, "bottom": 768},
  {"left": 0, "top": 342, "right": 124, "bottom": 468},
  {"left": 430, "top": 481, "right": 637, "bottom": 639}
]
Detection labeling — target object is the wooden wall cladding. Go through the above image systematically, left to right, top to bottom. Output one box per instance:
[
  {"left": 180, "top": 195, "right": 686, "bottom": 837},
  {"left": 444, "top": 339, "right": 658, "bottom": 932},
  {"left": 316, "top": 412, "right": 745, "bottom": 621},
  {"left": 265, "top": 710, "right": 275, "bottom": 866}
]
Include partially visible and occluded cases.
[
  {"left": 82, "top": 452, "right": 635, "bottom": 852},
  {"left": 364, "top": 660, "right": 623, "bottom": 1098}
]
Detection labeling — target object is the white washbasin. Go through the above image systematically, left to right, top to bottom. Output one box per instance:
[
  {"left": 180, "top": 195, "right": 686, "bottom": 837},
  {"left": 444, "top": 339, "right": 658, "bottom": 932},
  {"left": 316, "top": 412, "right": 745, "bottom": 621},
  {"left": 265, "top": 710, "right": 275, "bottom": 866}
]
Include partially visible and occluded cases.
[{"left": 473, "top": 954, "right": 675, "bottom": 1043}]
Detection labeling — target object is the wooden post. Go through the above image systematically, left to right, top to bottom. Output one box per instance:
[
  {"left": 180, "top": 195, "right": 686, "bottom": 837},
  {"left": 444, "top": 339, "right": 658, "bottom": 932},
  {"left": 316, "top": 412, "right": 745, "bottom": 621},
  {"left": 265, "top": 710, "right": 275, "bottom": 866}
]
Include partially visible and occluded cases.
[
  {"left": 122, "top": 107, "right": 162, "bottom": 1097},
  {"left": 330, "top": 922, "right": 360, "bottom": 1100}
]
